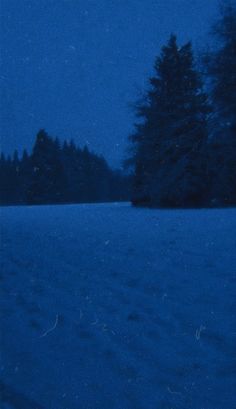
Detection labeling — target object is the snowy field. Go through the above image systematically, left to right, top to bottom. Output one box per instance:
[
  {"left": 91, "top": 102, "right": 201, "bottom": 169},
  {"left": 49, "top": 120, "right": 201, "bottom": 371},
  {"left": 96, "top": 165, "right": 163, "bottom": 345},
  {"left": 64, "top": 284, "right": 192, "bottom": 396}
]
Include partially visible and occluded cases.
[{"left": 0, "top": 202, "right": 236, "bottom": 409}]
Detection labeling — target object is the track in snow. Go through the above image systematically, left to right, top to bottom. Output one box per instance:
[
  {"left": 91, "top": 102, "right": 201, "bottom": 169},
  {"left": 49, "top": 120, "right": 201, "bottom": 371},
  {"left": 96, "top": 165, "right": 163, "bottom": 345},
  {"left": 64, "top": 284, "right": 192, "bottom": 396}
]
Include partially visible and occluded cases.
[{"left": 1, "top": 203, "right": 236, "bottom": 409}]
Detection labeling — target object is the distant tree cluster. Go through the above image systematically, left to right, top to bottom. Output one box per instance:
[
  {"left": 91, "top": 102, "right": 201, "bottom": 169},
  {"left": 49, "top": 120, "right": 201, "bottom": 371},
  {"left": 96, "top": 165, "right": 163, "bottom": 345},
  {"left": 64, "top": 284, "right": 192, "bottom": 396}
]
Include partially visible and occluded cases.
[
  {"left": 129, "top": 3, "right": 236, "bottom": 208},
  {"left": 0, "top": 130, "right": 131, "bottom": 205}
]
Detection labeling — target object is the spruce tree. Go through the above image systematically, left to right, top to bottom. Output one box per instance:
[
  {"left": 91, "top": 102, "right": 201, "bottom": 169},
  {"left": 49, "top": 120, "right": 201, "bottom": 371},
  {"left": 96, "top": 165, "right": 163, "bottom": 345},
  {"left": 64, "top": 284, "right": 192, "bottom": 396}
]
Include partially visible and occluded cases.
[
  {"left": 207, "top": 2, "right": 236, "bottom": 205},
  {"left": 211, "top": 2, "right": 236, "bottom": 129},
  {"left": 130, "top": 35, "right": 209, "bottom": 207},
  {"left": 0, "top": 129, "right": 130, "bottom": 205},
  {"left": 27, "top": 129, "right": 65, "bottom": 204},
  {"left": 19, "top": 149, "right": 31, "bottom": 203},
  {"left": 0, "top": 153, "right": 7, "bottom": 204},
  {"left": 0, "top": 154, "right": 19, "bottom": 204}
]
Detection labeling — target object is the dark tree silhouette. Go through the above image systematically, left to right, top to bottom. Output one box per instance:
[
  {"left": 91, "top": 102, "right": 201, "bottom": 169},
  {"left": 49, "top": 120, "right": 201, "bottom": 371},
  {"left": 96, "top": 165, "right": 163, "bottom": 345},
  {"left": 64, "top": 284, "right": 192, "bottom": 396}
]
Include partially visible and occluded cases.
[
  {"left": 207, "top": 2, "right": 236, "bottom": 206},
  {"left": 130, "top": 35, "right": 210, "bottom": 207},
  {"left": 0, "top": 130, "right": 131, "bottom": 205},
  {"left": 27, "top": 130, "right": 66, "bottom": 204},
  {"left": 19, "top": 149, "right": 31, "bottom": 203},
  {"left": 0, "top": 153, "right": 20, "bottom": 204}
]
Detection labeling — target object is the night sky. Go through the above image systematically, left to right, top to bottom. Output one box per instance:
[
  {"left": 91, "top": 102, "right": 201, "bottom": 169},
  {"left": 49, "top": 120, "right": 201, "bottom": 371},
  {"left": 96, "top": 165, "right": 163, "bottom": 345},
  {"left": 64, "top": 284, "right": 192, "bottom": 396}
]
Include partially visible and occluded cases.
[{"left": 1, "top": 0, "right": 219, "bottom": 168}]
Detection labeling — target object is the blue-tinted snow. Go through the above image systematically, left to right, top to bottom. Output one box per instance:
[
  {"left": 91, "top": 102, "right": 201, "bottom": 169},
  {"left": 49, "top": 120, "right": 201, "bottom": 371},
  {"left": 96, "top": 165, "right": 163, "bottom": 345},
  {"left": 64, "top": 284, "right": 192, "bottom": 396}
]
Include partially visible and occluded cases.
[{"left": 0, "top": 203, "right": 236, "bottom": 409}]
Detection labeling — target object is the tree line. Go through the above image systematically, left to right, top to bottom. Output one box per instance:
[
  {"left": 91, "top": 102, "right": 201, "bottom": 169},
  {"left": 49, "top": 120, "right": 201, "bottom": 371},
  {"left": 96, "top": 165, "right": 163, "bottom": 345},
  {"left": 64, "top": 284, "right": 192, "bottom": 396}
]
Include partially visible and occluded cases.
[
  {"left": 1, "top": 2, "right": 235, "bottom": 208},
  {"left": 128, "top": 2, "right": 236, "bottom": 208},
  {"left": 0, "top": 129, "right": 131, "bottom": 205}
]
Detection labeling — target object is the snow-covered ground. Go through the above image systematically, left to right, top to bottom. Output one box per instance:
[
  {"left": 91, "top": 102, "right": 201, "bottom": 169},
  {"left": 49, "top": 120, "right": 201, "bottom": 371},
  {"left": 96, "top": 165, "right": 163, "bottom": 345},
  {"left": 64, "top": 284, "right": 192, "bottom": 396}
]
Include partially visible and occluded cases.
[{"left": 0, "top": 203, "right": 236, "bottom": 409}]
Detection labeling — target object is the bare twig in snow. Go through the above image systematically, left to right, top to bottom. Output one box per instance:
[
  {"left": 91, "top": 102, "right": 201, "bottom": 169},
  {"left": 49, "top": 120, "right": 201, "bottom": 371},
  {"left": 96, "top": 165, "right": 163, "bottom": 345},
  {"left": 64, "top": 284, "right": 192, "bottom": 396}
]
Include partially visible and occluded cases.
[
  {"left": 40, "top": 314, "right": 59, "bottom": 338},
  {"left": 195, "top": 325, "right": 206, "bottom": 340},
  {"left": 167, "top": 386, "right": 182, "bottom": 396}
]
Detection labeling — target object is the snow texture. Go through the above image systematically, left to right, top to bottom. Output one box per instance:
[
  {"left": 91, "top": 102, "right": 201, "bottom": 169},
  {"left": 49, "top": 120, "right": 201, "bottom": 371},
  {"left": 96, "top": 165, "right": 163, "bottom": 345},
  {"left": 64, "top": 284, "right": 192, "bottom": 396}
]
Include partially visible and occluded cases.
[{"left": 0, "top": 203, "right": 236, "bottom": 409}]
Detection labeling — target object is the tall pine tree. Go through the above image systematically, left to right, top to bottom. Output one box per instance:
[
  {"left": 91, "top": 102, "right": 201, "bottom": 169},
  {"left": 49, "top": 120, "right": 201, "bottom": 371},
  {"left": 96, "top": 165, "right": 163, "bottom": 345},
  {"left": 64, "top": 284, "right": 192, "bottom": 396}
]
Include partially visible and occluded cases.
[
  {"left": 207, "top": 2, "right": 236, "bottom": 205},
  {"left": 130, "top": 35, "right": 210, "bottom": 207},
  {"left": 27, "top": 129, "right": 66, "bottom": 204}
]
